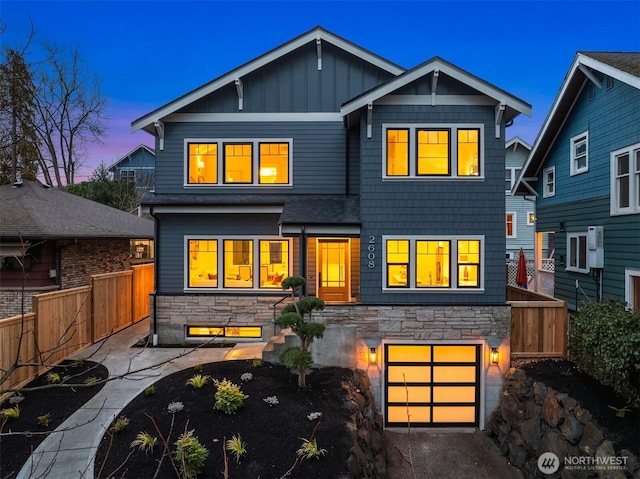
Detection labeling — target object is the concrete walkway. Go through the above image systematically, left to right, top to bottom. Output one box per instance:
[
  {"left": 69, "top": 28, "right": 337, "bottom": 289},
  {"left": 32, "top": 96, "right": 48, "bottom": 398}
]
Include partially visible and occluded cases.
[
  {"left": 17, "top": 319, "right": 266, "bottom": 479},
  {"left": 18, "top": 319, "right": 522, "bottom": 479}
]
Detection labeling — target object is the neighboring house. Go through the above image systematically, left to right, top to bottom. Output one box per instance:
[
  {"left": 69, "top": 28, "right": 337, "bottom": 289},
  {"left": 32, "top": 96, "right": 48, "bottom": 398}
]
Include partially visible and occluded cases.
[
  {"left": 134, "top": 26, "right": 531, "bottom": 428},
  {"left": 515, "top": 52, "right": 640, "bottom": 311},
  {"left": 505, "top": 137, "right": 534, "bottom": 259},
  {"left": 107, "top": 144, "right": 155, "bottom": 193},
  {"left": 0, "top": 180, "right": 154, "bottom": 317}
]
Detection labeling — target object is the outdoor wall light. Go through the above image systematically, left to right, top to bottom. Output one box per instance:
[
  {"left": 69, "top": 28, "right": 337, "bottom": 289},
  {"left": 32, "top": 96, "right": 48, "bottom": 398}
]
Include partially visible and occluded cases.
[
  {"left": 369, "top": 347, "right": 377, "bottom": 365},
  {"left": 490, "top": 347, "right": 499, "bottom": 364}
]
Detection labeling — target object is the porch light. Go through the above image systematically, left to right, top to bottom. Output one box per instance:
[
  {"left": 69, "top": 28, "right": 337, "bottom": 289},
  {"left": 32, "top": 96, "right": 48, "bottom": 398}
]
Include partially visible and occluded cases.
[
  {"left": 369, "top": 347, "right": 377, "bottom": 365},
  {"left": 490, "top": 347, "right": 499, "bottom": 364}
]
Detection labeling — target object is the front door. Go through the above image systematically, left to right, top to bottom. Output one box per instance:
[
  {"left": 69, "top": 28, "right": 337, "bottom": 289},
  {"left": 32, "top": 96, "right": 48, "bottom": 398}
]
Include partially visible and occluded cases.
[{"left": 317, "top": 239, "right": 349, "bottom": 302}]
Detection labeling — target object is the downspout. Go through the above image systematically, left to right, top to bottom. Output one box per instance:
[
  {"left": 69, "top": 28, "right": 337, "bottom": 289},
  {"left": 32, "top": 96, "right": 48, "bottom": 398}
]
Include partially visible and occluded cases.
[
  {"left": 345, "top": 115, "right": 350, "bottom": 196},
  {"left": 149, "top": 206, "right": 159, "bottom": 345},
  {"left": 300, "top": 225, "right": 307, "bottom": 297}
]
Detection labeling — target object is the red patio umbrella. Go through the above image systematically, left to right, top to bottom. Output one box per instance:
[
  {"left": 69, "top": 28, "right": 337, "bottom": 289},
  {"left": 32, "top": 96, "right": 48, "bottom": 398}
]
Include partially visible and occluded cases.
[{"left": 516, "top": 248, "right": 528, "bottom": 289}]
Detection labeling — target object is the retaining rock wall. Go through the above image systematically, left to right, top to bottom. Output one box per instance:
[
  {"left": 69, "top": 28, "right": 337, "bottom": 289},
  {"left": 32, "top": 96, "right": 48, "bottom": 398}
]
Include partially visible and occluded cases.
[{"left": 487, "top": 368, "right": 639, "bottom": 478}]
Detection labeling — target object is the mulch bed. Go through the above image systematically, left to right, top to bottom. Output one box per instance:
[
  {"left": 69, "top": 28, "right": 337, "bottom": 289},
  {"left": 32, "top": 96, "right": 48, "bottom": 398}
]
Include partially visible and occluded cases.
[
  {"left": 517, "top": 358, "right": 639, "bottom": 455},
  {"left": 0, "top": 360, "right": 108, "bottom": 478},
  {"left": 93, "top": 360, "right": 353, "bottom": 479}
]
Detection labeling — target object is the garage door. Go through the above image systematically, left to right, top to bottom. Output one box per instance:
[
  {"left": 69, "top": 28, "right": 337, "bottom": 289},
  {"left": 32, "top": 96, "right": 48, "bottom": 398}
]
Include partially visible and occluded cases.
[{"left": 384, "top": 344, "right": 480, "bottom": 427}]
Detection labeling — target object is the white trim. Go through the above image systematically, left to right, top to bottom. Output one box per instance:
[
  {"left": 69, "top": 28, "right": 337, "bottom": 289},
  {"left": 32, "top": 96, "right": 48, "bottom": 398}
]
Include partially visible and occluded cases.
[
  {"left": 132, "top": 27, "right": 404, "bottom": 132},
  {"left": 341, "top": 58, "right": 531, "bottom": 119},
  {"left": 166, "top": 112, "right": 343, "bottom": 123},
  {"left": 382, "top": 123, "right": 484, "bottom": 180},
  {"left": 570, "top": 131, "right": 589, "bottom": 176},
  {"left": 183, "top": 138, "right": 293, "bottom": 187},
  {"left": 610, "top": 142, "right": 640, "bottom": 216},
  {"left": 543, "top": 166, "right": 555, "bottom": 198},
  {"left": 506, "top": 212, "right": 517, "bottom": 238},
  {"left": 566, "top": 232, "right": 589, "bottom": 273},
  {"left": 184, "top": 235, "right": 292, "bottom": 291},
  {"left": 381, "top": 235, "right": 485, "bottom": 292},
  {"left": 625, "top": 268, "right": 640, "bottom": 311}
]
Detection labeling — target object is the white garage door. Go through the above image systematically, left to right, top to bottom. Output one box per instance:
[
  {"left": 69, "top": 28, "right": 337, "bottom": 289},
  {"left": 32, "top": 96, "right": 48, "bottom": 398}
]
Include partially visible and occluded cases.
[{"left": 384, "top": 344, "right": 481, "bottom": 427}]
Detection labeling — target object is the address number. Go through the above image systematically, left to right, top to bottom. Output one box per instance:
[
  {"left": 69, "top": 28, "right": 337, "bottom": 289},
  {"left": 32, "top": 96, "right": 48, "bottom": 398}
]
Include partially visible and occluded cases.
[{"left": 367, "top": 236, "right": 375, "bottom": 268}]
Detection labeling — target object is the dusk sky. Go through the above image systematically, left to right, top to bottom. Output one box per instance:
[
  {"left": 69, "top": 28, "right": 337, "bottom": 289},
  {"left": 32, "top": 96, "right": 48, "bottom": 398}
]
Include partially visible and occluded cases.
[{"left": 2, "top": 1, "right": 639, "bottom": 181}]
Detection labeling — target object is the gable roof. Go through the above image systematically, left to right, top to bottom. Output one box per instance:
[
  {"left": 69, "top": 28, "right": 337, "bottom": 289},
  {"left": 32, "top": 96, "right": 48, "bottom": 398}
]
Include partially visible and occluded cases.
[
  {"left": 131, "top": 26, "right": 405, "bottom": 134},
  {"left": 514, "top": 51, "right": 640, "bottom": 195},
  {"left": 341, "top": 56, "right": 532, "bottom": 122},
  {"left": 506, "top": 136, "right": 532, "bottom": 151},
  {"left": 106, "top": 144, "right": 155, "bottom": 172},
  {"left": 0, "top": 181, "right": 154, "bottom": 240}
]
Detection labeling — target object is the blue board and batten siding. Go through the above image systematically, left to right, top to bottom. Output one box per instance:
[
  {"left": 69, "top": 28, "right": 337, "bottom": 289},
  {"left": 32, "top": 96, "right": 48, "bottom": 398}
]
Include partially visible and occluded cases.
[
  {"left": 181, "top": 42, "right": 395, "bottom": 114},
  {"left": 535, "top": 71, "right": 640, "bottom": 309},
  {"left": 358, "top": 104, "right": 507, "bottom": 304}
]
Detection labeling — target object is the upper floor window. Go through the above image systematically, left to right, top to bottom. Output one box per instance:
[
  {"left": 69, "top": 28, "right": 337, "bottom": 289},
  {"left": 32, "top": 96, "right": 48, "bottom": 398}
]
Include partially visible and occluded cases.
[
  {"left": 384, "top": 124, "right": 482, "bottom": 179},
  {"left": 570, "top": 132, "right": 588, "bottom": 175},
  {"left": 186, "top": 139, "right": 292, "bottom": 186},
  {"left": 610, "top": 143, "right": 640, "bottom": 215},
  {"left": 543, "top": 166, "right": 555, "bottom": 198},
  {"left": 505, "top": 167, "right": 522, "bottom": 194},
  {"left": 527, "top": 212, "right": 535, "bottom": 225},
  {"left": 506, "top": 213, "right": 516, "bottom": 238},
  {"left": 566, "top": 232, "right": 588, "bottom": 273},
  {"left": 384, "top": 236, "right": 483, "bottom": 290},
  {"left": 186, "top": 237, "right": 290, "bottom": 290}
]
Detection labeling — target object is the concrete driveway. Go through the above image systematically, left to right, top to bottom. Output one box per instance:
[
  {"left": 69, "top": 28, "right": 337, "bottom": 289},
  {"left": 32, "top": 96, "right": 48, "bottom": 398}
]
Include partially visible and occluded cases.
[{"left": 385, "top": 429, "right": 524, "bottom": 479}]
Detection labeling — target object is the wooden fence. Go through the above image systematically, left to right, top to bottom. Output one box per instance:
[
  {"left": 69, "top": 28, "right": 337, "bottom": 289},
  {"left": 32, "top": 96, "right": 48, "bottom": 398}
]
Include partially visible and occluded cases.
[
  {"left": 0, "top": 264, "right": 153, "bottom": 394},
  {"left": 508, "top": 285, "right": 568, "bottom": 358}
]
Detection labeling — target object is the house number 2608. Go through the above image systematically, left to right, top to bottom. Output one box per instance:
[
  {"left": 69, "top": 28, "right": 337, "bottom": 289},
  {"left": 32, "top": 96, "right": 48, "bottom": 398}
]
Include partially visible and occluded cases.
[{"left": 367, "top": 236, "right": 376, "bottom": 268}]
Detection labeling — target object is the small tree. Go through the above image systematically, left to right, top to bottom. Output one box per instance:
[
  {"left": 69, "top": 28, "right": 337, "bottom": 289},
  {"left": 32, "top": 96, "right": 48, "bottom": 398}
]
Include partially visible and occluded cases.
[{"left": 275, "top": 276, "right": 325, "bottom": 388}]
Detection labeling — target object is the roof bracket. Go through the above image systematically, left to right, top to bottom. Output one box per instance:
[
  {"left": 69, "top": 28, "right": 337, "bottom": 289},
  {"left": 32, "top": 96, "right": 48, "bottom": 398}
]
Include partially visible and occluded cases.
[
  {"left": 316, "top": 37, "right": 322, "bottom": 71},
  {"left": 578, "top": 65, "right": 602, "bottom": 89},
  {"left": 431, "top": 70, "right": 439, "bottom": 106},
  {"left": 235, "top": 79, "right": 244, "bottom": 111},
  {"left": 367, "top": 102, "right": 373, "bottom": 139},
  {"left": 495, "top": 103, "right": 505, "bottom": 139},
  {"left": 154, "top": 120, "right": 164, "bottom": 150}
]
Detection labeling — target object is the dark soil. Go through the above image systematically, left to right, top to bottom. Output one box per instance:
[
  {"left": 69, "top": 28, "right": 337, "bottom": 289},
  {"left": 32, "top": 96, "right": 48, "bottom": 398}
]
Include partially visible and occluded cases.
[
  {"left": 517, "top": 358, "right": 640, "bottom": 456},
  {"left": 0, "top": 360, "right": 108, "bottom": 478},
  {"left": 94, "top": 360, "right": 354, "bottom": 479}
]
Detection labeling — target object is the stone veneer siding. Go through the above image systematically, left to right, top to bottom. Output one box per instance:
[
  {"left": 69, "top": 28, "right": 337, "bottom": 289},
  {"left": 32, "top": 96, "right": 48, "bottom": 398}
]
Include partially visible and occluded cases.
[{"left": 152, "top": 294, "right": 511, "bottom": 428}]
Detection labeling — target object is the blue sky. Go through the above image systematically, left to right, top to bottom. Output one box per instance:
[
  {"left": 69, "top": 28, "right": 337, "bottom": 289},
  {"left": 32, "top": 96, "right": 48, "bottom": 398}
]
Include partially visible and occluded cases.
[{"left": 2, "top": 0, "right": 639, "bottom": 180}]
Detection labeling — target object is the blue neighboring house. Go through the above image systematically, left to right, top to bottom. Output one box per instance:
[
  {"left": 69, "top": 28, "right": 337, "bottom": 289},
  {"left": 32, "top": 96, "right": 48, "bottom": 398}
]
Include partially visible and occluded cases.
[
  {"left": 134, "top": 26, "right": 531, "bottom": 428},
  {"left": 515, "top": 52, "right": 640, "bottom": 312},
  {"left": 505, "top": 136, "right": 534, "bottom": 260},
  {"left": 107, "top": 144, "right": 155, "bottom": 193}
]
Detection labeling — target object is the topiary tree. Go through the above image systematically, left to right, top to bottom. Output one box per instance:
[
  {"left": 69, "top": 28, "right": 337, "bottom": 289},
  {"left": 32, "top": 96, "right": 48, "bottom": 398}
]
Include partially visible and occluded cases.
[{"left": 275, "top": 276, "right": 325, "bottom": 388}]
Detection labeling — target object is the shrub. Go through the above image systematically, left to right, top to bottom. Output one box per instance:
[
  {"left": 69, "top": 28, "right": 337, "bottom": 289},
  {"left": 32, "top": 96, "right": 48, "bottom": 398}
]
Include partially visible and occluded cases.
[
  {"left": 569, "top": 300, "right": 640, "bottom": 404},
  {"left": 186, "top": 374, "right": 211, "bottom": 388},
  {"left": 213, "top": 378, "right": 248, "bottom": 414},
  {"left": 144, "top": 385, "right": 156, "bottom": 396},
  {"left": 1, "top": 406, "right": 20, "bottom": 420},
  {"left": 37, "top": 413, "right": 51, "bottom": 427},
  {"left": 109, "top": 415, "right": 129, "bottom": 433},
  {"left": 172, "top": 430, "right": 208, "bottom": 479},
  {"left": 130, "top": 431, "right": 158, "bottom": 454},
  {"left": 226, "top": 434, "right": 247, "bottom": 463},
  {"left": 297, "top": 438, "right": 327, "bottom": 460}
]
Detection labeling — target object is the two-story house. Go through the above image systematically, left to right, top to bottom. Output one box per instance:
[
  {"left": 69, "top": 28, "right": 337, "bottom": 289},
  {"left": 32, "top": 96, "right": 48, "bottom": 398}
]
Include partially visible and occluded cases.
[
  {"left": 134, "top": 27, "right": 531, "bottom": 428},
  {"left": 515, "top": 52, "right": 640, "bottom": 312},
  {"left": 505, "top": 137, "right": 534, "bottom": 260},
  {"left": 107, "top": 144, "right": 155, "bottom": 193}
]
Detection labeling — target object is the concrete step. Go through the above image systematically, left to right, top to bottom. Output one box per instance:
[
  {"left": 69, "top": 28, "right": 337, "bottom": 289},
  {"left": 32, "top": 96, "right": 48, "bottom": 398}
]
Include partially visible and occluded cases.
[{"left": 262, "top": 327, "right": 299, "bottom": 363}]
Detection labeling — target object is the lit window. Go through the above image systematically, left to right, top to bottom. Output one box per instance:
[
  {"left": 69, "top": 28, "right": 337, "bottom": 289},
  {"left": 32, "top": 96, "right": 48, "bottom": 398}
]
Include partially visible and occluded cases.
[
  {"left": 383, "top": 124, "right": 483, "bottom": 179},
  {"left": 387, "top": 129, "right": 409, "bottom": 176},
  {"left": 457, "top": 129, "right": 480, "bottom": 176},
  {"left": 417, "top": 130, "right": 449, "bottom": 175},
  {"left": 570, "top": 132, "right": 588, "bottom": 175},
  {"left": 188, "top": 143, "right": 217, "bottom": 184},
  {"left": 225, "top": 143, "right": 253, "bottom": 183},
  {"left": 259, "top": 143, "right": 289, "bottom": 184},
  {"left": 610, "top": 143, "right": 640, "bottom": 215},
  {"left": 543, "top": 166, "right": 555, "bottom": 197},
  {"left": 527, "top": 212, "right": 535, "bottom": 225},
  {"left": 506, "top": 213, "right": 516, "bottom": 238},
  {"left": 567, "top": 232, "right": 588, "bottom": 273},
  {"left": 383, "top": 236, "right": 483, "bottom": 290},
  {"left": 188, "top": 240, "right": 218, "bottom": 287},
  {"left": 224, "top": 240, "right": 253, "bottom": 287},
  {"left": 258, "top": 240, "right": 289, "bottom": 288},
  {"left": 386, "top": 240, "right": 409, "bottom": 287},
  {"left": 416, "top": 241, "right": 450, "bottom": 287},
  {"left": 187, "top": 326, "right": 262, "bottom": 339}
]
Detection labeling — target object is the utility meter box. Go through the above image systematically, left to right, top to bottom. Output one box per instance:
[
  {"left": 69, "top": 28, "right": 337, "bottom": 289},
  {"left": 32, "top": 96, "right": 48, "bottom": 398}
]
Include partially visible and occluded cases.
[{"left": 587, "top": 226, "right": 604, "bottom": 268}]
